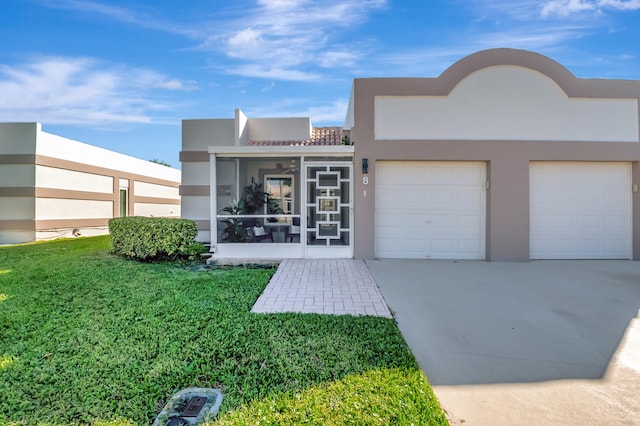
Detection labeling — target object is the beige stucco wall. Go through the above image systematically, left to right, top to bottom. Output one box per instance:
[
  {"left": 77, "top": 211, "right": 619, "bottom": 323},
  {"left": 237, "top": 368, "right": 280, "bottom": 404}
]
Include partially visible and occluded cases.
[
  {"left": 349, "top": 48, "right": 640, "bottom": 261},
  {"left": 374, "top": 67, "right": 638, "bottom": 142},
  {"left": 247, "top": 117, "right": 311, "bottom": 142},
  {"left": 180, "top": 119, "right": 234, "bottom": 242},
  {"left": 183, "top": 119, "right": 235, "bottom": 150},
  {"left": 0, "top": 122, "right": 37, "bottom": 154},
  {"left": 0, "top": 123, "right": 37, "bottom": 244},
  {"left": 181, "top": 162, "right": 210, "bottom": 186},
  {"left": 0, "top": 165, "right": 36, "bottom": 187},
  {"left": 36, "top": 165, "right": 114, "bottom": 193},
  {"left": 133, "top": 181, "right": 180, "bottom": 199},
  {"left": 0, "top": 197, "right": 34, "bottom": 220},
  {"left": 36, "top": 198, "right": 113, "bottom": 220},
  {"left": 134, "top": 202, "right": 180, "bottom": 217}
]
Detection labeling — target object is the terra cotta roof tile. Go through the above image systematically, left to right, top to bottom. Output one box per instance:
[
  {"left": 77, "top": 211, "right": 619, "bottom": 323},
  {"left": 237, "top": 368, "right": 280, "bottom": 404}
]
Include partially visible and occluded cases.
[{"left": 248, "top": 126, "right": 343, "bottom": 146}]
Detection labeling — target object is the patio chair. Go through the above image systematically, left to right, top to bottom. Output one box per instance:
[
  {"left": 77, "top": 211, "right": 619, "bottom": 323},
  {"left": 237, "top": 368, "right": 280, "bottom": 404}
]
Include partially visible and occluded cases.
[
  {"left": 285, "top": 217, "right": 301, "bottom": 242},
  {"left": 246, "top": 221, "right": 273, "bottom": 243}
]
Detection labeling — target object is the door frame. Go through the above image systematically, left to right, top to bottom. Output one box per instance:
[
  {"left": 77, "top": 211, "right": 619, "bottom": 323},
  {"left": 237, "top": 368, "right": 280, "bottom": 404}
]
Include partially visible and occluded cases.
[{"left": 302, "top": 160, "right": 354, "bottom": 258}]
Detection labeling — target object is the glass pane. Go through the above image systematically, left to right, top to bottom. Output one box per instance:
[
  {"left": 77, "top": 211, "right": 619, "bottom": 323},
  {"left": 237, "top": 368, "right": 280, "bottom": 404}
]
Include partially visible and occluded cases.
[
  {"left": 305, "top": 157, "right": 353, "bottom": 162},
  {"left": 330, "top": 166, "right": 350, "bottom": 178},
  {"left": 308, "top": 167, "right": 325, "bottom": 179},
  {"left": 317, "top": 172, "right": 339, "bottom": 188},
  {"left": 265, "top": 175, "right": 294, "bottom": 214},
  {"left": 308, "top": 182, "right": 316, "bottom": 203},
  {"left": 340, "top": 182, "right": 349, "bottom": 204},
  {"left": 119, "top": 190, "right": 128, "bottom": 217},
  {"left": 318, "top": 198, "right": 338, "bottom": 212},
  {"left": 307, "top": 206, "right": 316, "bottom": 227},
  {"left": 340, "top": 207, "right": 349, "bottom": 228},
  {"left": 318, "top": 223, "right": 339, "bottom": 238},
  {"left": 307, "top": 231, "right": 324, "bottom": 245},
  {"left": 330, "top": 232, "right": 350, "bottom": 246}
]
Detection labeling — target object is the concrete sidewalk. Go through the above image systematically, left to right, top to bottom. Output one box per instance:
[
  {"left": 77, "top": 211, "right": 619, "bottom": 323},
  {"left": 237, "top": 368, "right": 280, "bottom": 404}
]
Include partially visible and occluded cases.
[
  {"left": 251, "top": 259, "right": 391, "bottom": 318},
  {"left": 367, "top": 259, "right": 640, "bottom": 426}
]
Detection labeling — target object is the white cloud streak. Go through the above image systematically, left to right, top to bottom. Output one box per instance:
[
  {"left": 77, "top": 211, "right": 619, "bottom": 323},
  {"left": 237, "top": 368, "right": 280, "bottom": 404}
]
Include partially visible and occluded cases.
[
  {"left": 35, "top": 0, "right": 199, "bottom": 37},
  {"left": 37, "top": 0, "right": 386, "bottom": 82},
  {"left": 542, "top": 0, "right": 640, "bottom": 17},
  {"left": 380, "top": 22, "right": 588, "bottom": 77},
  {"left": 0, "top": 57, "right": 196, "bottom": 125},
  {"left": 245, "top": 98, "right": 349, "bottom": 124}
]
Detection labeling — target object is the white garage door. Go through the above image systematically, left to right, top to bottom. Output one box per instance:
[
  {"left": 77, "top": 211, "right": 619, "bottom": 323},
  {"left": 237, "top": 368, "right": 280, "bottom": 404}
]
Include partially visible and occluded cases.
[
  {"left": 375, "top": 161, "right": 486, "bottom": 259},
  {"left": 530, "top": 162, "right": 632, "bottom": 259}
]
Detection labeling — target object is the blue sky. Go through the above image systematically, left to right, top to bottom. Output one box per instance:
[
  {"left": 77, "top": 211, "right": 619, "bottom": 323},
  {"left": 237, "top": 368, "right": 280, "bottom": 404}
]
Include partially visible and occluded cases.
[{"left": 1, "top": 0, "right": 639, "bottom": 168}]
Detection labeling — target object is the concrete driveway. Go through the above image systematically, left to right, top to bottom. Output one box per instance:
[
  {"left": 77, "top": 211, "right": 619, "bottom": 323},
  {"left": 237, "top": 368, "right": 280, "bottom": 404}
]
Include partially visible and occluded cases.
[{"left": 366, "top": 260, "right": 640, "bottom": 426}]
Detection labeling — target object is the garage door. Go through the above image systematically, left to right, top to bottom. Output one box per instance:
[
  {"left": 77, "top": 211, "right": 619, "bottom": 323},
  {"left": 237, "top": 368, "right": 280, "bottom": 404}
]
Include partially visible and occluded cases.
[
  {"left": 375, "top": 161, "right": 486, "bottom": 259},
  {"left": 530, "top": 162, "right": 632, "bottom": 259}
]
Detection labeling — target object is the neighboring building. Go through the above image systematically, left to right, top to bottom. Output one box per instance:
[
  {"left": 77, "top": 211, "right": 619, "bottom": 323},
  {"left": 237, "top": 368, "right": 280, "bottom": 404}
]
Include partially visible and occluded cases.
[
  {"left": 181, "top": 48, "right": 640, "bottom": 261},
  {"left": 0, "top": 122, "right": 181, "bottom": 245}
]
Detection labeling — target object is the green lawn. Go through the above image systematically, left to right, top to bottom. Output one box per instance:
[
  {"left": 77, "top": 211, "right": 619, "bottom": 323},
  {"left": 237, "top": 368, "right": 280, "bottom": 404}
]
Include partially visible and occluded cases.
[{"left": 0, "top": 236, "right": 447, "bottom": 425}]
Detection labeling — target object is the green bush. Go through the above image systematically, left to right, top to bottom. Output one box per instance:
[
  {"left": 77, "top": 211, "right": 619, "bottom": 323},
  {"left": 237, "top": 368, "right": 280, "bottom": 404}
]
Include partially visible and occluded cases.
[{"left": 109, "top": 217, "right": 205, "bottom": 261}]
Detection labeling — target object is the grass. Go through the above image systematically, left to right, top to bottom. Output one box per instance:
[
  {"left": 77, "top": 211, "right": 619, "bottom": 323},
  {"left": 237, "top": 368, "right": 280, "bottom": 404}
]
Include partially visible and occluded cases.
[{"left": 0, "top": 236, "right": 447, "bottom": 425}]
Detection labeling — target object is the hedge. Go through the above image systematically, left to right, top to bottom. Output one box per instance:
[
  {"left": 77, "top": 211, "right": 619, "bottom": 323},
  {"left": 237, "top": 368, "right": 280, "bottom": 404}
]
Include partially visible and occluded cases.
[{"left": 109, "top": 217, "right": 204, "bottom": 261}]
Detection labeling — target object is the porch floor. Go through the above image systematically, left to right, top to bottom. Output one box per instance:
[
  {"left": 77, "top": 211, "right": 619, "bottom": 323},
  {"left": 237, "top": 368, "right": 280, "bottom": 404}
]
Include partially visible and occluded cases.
[{"left": 251, "top": 259, "right": 392, "bottom": 318}]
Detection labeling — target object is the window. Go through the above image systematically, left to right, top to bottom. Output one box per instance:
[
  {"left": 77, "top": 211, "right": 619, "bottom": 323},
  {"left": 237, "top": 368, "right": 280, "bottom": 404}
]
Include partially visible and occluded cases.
[
  {"left": 264, "top": 175, "right": 294, "bottom": 214},
  {"left": 119, "top": 189, "right": 128, "bottom": 217}
]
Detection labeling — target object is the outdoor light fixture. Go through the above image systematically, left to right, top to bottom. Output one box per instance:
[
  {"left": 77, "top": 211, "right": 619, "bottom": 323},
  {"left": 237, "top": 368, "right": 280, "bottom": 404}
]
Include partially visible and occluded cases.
[{"left": 362, "top": 158, "right": 368, "bottom": 174}]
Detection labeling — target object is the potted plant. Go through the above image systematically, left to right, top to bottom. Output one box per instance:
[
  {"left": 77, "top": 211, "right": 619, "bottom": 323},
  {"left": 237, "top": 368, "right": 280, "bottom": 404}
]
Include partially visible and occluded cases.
[
  {"left": 220, "top": 179, "right": 283, "bottom": 242},
  {"left": 220, "top": 199, "right": 247, "bottom": 242}
]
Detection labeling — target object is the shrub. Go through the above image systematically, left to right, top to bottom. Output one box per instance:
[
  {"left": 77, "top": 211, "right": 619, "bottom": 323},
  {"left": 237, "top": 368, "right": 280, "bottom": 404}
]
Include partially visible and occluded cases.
[{"left": 109, "top": 217, "right": 205, "bottom": 262}]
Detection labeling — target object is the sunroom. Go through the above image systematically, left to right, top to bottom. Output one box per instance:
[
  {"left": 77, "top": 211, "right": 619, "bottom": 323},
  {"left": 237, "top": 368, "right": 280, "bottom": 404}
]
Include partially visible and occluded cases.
[{"left": 209, "top": 145, "right": 355, "bottom": 259}]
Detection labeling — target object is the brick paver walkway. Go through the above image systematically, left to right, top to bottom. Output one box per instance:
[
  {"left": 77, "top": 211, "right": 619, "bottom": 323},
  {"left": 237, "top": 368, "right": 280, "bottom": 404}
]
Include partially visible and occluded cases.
[{"left": 251, "top": 259, "right": 392, "bottom": 318}]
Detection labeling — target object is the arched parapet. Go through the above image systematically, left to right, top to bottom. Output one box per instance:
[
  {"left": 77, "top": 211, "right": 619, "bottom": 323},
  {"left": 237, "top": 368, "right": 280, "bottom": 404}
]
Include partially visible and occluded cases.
[{"left": 372, "top": 48, "right": 640, "bottom": 142}]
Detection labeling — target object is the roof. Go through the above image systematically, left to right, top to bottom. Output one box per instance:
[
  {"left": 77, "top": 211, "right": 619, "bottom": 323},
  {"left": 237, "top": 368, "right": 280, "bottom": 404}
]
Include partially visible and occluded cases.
[{"left": 248, "top": 126, "right": 343, "bottom": 147}]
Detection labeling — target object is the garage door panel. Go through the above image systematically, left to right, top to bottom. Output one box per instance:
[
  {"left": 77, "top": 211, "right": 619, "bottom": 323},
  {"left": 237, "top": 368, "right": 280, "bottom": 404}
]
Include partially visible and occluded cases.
[
  {"left": 375, "top": 161, "right": 486, "bottom": 259},
  {"left": 530, "top": 162, "right": 631, "bottom": 259},
  {"left": 431, "top": 189, "right": 456, "bottom": 205},
  {"left": 430, "top": 214, "right": 456, "bottom": 229},
  {"left": 458, "top": 214, "right": 484, "bottom": 230},
  {"left": 376, "top": 238, "right": 425, "bottom": 257},
  {"left": 431, "top": 239, "right": 454, "bottom": 254},
  {"left": 458, "top": 239, "right": 483, "bottom": 254}
]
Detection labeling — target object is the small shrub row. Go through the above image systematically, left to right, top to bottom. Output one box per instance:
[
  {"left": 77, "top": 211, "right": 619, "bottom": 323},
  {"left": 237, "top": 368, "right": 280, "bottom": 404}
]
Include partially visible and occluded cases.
[{"left": 109, "top": 216, "right": 205, "bottom": 262}]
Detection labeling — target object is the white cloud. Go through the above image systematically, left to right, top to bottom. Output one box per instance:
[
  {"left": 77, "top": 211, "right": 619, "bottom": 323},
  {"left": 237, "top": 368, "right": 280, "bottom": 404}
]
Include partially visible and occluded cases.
[
  {"left": 202, "top": 0, "right": 386, "bottom": 80},
  {"left": 542, "top": 0, "right": 640, "bottom": 17},
  {"left": 542, "top": 0, "right": 597, "bottom": 17},
  {"left": 0, "top": 57, "right": 195, "bottom": 125},
  {"left": 226, "top": 65, "right": 321, "bottom": 81},
  {"left": 304, "top": 99, "right": 350, "bottom": 123}
]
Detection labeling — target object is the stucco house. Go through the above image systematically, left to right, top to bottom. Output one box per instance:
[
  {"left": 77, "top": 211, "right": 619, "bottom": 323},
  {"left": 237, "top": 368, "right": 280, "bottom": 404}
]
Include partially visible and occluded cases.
[
  {"left": 180, "top": 48, "right": 640, "bottom": 261},
  {"left": 0, "top": 122, "right": 181, "bottom": 245}
]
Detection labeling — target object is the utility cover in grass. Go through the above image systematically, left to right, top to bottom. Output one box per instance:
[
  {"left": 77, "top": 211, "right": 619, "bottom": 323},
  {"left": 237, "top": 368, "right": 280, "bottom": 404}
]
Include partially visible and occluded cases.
[{"left": 153, "top": 388, "right": 223, "bottom": 426}]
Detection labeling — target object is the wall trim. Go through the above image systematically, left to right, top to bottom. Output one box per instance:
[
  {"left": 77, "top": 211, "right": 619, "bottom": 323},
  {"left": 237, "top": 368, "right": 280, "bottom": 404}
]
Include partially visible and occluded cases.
[
  {"left": 179, "top": 151, "right": 210, "bottom": 162},
  {"left": 0, "top": 154, "right": 36, "bottom": 165},
  {"left": 179, "top": 185, "right": 211, "bottom": 196},
  {"left": 0, "top": 187, "right": 35, "bottom": 197},
  {"left": 35, "top": 188, "right": 115, "bottom": 201},
  {"left": 133, "top": 196, "right": 181, "bottom": 205},
  {"left": 35, "top": 218, "right": 110, "bottom": 230},
  {"left": 194, "top": 219, "right": 210, "bottom": 230},
  {"left": 0, "top": 220, "right": 36, "bottom": 231}
]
